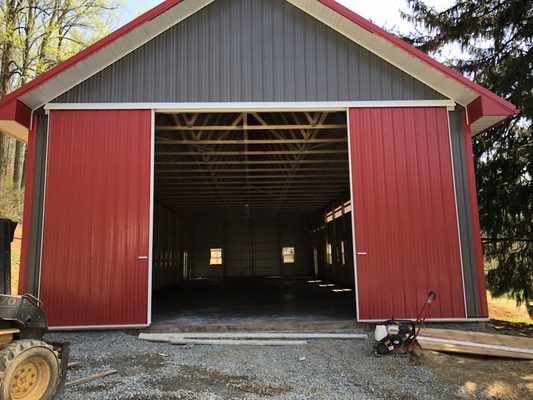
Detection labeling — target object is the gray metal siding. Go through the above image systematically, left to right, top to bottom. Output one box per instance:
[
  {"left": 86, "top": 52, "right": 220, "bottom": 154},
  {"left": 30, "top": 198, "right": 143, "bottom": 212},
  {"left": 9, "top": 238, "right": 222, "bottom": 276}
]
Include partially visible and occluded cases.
[
  {"left": 53, "top": 0, "right": 445, "bottom": 104},
  {"left": 449, "top": 110, "right": 481, "bottom": 317},
  {"left": 27, "top": 112, "right": 48, "bottom": 296}
]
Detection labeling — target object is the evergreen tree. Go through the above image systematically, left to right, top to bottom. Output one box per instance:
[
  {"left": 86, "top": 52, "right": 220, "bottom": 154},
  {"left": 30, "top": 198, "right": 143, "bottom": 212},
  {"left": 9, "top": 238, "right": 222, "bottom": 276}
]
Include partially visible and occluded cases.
[{"left": 402, "top": 0, "right": 532, "bottom": 307}]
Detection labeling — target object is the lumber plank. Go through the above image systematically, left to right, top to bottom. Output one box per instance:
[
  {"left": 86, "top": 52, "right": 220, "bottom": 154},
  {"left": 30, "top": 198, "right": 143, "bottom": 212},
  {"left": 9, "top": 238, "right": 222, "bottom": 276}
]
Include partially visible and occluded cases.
[
  {"left": 417, "top": 328, "right": 533, "bottom": 360},
  {"left": 421, "top": 328, "right": 533, "bottom": 348},
  {"left": 138, "top": 332, "right": 367, "bottom": 342},
  {"left": 169, "top": 339, "right": 308, "bottom": 346},
  {"left": 417, "top": 339, "right": 533, "bottom": 360},
  {"left": 65, "top": 369, "right": 118, "bottom": 388}
]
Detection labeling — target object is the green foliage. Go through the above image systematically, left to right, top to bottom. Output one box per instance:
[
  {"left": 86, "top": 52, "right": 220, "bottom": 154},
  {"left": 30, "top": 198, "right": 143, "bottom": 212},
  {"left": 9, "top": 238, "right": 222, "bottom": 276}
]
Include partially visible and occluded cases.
[
  {"left": 0, "top": 0, "right": 123, "bottom": 90},
  {"left": 403, "top": 0, "right": 533, "bottom": 306},
  {"left": 0, "top": 1, "right": 124, "bottom": 211},
  {"left": 0, "top": 179, "right": 24, "bottom": 222}
]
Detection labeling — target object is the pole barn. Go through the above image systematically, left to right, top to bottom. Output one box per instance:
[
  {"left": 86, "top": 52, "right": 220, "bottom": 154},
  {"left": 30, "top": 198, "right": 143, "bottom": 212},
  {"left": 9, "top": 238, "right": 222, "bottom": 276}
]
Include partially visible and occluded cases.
[{"left": 0, "top": 0, "right": 517, "bottom": 329}]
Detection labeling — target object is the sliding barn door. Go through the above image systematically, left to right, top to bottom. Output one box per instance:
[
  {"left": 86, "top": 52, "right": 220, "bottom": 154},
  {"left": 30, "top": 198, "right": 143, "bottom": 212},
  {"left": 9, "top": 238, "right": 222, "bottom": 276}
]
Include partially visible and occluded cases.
[
  {"left": 349, "top": 107, "right": 466, "bottom": 320},
  {"left": 40, "top": 110, "right": 152, "bottom": 327}
]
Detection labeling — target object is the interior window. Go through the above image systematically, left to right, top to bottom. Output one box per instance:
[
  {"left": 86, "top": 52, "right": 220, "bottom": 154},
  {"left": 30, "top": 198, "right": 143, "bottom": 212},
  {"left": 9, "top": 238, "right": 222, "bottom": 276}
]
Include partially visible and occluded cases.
[
  {"left": 282, "top": 247, "right": 295, "bottom": 263},
  {"left": 210, "top": 248, "right": 223, "bottom": 265}
]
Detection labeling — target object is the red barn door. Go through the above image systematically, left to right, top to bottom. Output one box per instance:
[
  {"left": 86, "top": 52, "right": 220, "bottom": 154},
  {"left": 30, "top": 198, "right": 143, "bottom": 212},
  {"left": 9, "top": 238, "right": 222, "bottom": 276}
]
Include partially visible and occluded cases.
[
  {"left": 349, "top": 107, "right": 466, "bottom": 320},
  {"left": 40, "top": 110, "right": 152, "bottom": 327}
]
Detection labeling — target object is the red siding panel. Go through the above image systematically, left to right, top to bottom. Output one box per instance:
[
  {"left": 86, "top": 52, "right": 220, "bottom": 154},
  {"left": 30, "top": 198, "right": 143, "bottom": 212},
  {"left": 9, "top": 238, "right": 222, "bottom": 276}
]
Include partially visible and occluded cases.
[
  {"left": 349, "top": 107, "right": 466, "bottom": 320},
  {"left": 40, "top": 110, "right": 151, "bottom": 327}
]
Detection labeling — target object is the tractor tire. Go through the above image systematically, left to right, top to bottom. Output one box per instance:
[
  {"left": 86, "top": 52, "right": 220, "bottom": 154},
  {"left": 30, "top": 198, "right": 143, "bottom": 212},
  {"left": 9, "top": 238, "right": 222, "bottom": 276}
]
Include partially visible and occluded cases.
[{"left": 0, "top": 339, "right": 60, "bottom": 400}]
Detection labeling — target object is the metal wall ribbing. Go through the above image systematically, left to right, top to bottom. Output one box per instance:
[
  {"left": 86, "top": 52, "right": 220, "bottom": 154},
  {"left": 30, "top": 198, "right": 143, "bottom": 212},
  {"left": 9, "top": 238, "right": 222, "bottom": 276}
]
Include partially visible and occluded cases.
[
  {"left": 53, "top": 0, "right": 445, "bottom": 104},
  {"left": 449, "top": 110, "right": 482, "bottom": 317},
  {"left": 26, "top": 112, "right": 48, "bottom": 296},
  {"left": 152, "top": 202, "right": 191, "bottom": 290},
  {"left": 191, "top": 217, "right": 312, "bottom": 278}
]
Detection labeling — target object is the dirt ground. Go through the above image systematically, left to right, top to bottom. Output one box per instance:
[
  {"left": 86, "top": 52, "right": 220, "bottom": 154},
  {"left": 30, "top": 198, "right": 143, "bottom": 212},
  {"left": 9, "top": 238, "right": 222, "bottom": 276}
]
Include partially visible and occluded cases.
[
  {"left": 487, "top": 293, "right": 531, "bottom": 322},
  {"left": 414, "top": 349, "right": 533, "bottom": 400}
]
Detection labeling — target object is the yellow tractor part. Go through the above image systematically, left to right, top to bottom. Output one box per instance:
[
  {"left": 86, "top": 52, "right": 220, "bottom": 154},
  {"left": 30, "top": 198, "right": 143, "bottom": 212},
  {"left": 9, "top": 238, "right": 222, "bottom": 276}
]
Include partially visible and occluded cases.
[
  {"left": 0, "top": 328, "right": 19, "bottom": 347},
  {"left": 0, "top": 339, "right": 60, "bottom": 400}
]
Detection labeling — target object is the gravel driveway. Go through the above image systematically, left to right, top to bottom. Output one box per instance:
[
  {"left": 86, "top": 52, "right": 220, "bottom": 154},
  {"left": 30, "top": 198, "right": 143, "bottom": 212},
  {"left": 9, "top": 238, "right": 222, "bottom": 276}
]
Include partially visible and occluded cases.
[{"left": 46, "top": 330, "right": 460, "bottom": 400}]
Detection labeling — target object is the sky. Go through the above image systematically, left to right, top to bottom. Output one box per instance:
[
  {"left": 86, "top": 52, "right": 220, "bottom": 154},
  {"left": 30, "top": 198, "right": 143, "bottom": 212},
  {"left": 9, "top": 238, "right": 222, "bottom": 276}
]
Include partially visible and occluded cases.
[{"left": 119, "top": 0, "right": 456, "bottom": 34}]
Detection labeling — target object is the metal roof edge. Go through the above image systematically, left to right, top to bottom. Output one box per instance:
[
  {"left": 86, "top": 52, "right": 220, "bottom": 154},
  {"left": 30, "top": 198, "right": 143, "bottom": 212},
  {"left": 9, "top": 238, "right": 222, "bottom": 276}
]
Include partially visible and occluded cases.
[
  {"left": 0, "top": 0, "right": 518, "bottom": 129},
  {"left": 0, "top": 0, "right": 185, "bottom": 109},
  {"left": 318, "top": 0, "right": 518, "bottom": 116}
]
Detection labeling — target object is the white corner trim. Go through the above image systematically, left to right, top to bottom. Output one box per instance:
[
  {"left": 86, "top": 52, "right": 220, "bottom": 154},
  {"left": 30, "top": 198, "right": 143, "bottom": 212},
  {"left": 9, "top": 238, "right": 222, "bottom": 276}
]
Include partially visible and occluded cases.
[
  {"left": 44, "top": 100, "right": 455, "bottom": 112},
  {"left": 345, "top": 108, "right": 360, "bottom": 322},
  {"left": 147, "top": 110, "right": 155, "bottom": 326}
]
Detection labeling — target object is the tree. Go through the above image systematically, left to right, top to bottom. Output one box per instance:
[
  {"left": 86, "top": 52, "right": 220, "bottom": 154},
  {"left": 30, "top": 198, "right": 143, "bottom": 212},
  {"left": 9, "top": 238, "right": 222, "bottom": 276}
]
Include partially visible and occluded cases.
[
  {"left": 0, "top": 0, "right": 122, "bottom": 218},
  {"left": 402, "top": 0, "right": 533, "bottom": 307}
]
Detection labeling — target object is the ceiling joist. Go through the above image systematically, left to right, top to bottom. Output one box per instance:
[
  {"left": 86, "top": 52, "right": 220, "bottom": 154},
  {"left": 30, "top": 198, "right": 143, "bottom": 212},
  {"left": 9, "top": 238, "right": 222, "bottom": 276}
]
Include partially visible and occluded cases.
[{"left": 154, "top": 111, "right": 350, "bottom": 217}]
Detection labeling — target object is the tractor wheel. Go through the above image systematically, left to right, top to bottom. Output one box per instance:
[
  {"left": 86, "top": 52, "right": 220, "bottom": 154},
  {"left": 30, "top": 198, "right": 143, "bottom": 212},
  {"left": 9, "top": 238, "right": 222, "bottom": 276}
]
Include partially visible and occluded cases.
[{"left": 0, "top": 339, "right": 60, "bottom": 400}]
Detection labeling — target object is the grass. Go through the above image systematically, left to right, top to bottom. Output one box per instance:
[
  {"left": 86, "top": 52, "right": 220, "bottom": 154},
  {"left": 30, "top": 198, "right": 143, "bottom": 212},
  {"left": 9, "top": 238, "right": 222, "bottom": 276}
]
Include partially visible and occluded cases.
[
  {"left": 9, "top": 225, "right": 22, "bottom": 295},
  {"left": 487, "top": 291, "right": 532, "bottom": 324}
]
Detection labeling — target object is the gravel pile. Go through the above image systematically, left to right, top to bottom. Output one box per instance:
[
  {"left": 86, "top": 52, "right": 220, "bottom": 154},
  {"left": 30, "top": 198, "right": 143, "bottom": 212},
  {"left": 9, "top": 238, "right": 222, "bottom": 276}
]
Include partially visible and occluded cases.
[{"left": 44, "top": 330, "right": 462, "bottom": 399}]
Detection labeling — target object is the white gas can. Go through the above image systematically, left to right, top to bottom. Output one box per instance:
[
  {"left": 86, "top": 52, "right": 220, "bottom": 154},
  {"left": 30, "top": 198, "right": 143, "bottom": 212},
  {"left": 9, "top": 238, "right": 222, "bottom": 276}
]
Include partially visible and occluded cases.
[{"left": 374, "top": 324, "right": 388, "bottom": 341}]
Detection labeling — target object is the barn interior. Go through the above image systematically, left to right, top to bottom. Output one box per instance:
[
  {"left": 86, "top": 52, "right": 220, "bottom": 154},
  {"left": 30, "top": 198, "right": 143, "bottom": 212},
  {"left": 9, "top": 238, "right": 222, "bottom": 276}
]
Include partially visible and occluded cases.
[{"left": 151, "top": 111, "right": 356, "bottom": 325}]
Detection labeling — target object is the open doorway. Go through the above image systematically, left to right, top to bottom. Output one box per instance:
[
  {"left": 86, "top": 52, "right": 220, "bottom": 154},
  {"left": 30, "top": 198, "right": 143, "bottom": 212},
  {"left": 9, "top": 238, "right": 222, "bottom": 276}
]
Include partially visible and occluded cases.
[{"left": 151, "top": 110, "right": 356, "bottom": 325}]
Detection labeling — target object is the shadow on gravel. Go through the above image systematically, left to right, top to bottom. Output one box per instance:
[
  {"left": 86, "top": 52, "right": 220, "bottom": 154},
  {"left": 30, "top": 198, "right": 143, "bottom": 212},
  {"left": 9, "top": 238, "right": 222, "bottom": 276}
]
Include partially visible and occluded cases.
[{"left": 157, "top": 365, "right": 293, "bottom": 397}]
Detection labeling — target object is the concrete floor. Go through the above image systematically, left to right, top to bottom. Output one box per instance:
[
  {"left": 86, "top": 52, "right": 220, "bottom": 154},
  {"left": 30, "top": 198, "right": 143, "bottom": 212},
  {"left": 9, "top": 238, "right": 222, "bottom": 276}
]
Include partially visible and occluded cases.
[{"left": 151, "top": 277, "right": 356, "bottom": 326}]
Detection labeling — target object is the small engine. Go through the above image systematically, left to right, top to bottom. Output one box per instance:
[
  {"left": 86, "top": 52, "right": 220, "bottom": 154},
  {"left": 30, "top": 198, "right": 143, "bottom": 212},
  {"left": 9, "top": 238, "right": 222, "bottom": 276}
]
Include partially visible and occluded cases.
[{"left": 374, "top": 319, "right": 415, "bottom": 354}]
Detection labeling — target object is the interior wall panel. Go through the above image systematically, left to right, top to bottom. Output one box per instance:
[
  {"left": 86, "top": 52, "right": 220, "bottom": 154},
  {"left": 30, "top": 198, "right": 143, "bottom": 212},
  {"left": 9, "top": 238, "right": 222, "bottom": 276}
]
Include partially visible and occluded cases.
[
  {"left": 53, "top": 0, "right": 444, "bottom": 104},
  {"left": 349, "top": 107, "right": 466, "bottom": 320},
  {"left": 39, "top": 110, "right": 151, "bottom": 327},
  {"left": 152, "top": 202, "right": 190, "bottom": 290},
  {"left": 314, "top": 212, "right": 355, "bottom": 286},
  {"left": 191, "top": 217, "right": 312, "bottom": 278}
]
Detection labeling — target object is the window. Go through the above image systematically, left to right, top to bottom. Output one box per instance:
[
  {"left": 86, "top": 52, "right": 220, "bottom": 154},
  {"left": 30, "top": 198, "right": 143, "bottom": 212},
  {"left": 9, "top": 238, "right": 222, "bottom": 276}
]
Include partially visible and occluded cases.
[
  {"left": 341, "top": 241, "right": 346, "bottom": 266},
  {"left": 326, "top": 242, "right": 333, "bottom": 265},
  {"left": 282, "top": 247, "right": 295, "bottom": 263},
  {"left": 210, "top": 248, "right": 223, "bottom": 265},
  {"left": 183, "top": 250, "right": 189, "bottom": 279}
]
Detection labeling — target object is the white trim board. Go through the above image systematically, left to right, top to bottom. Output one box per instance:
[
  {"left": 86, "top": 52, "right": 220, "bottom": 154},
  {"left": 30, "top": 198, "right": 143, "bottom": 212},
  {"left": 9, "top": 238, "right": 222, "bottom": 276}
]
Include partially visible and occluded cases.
[
  {"left": 23, "top": 0, "right": 216, "bottom": 110},
  {"left": 286, "top": 0, "right": 477, "bottom": 108},
  {"left": 44, "top": 100, "right": 456, "bottom": 112},
  {"left": 345, "top": 109, "right": 360, "bottom": 321},
  {"left": 147, "top": 110, "right": 155, "bottom": 326},
  {"left": 360, "top": 318, "right": 490, "bottom": 323},
  {"left": 48, "top": 324, "right": 149, "bottom": 331}
]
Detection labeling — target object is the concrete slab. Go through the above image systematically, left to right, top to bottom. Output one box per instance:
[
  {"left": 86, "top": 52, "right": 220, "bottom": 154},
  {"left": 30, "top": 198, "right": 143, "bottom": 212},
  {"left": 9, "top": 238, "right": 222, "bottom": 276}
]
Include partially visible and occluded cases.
[{"left": 151, "top": 277, "right": 357, "bottom": 327}]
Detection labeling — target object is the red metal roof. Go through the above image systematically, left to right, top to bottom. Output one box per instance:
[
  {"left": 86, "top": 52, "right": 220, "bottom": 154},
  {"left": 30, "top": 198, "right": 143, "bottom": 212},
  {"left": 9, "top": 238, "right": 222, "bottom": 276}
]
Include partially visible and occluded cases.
[
  {"left": 0, "top": 0, "right": 518, "bottom": 135},
  {"left": 0, "top": 0, "right": 184, "bottom": 110},
  {"left": 319, "top": 0, "right": 516, "bottom": 116}
]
